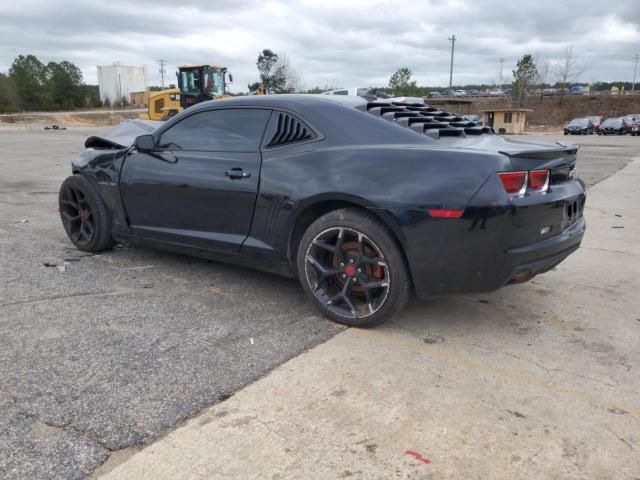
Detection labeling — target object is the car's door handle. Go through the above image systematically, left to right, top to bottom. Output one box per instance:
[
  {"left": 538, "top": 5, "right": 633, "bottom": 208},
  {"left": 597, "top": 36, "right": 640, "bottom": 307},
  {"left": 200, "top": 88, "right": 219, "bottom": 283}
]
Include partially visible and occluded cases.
[{"left": 225, "top": 168, "right": 251, "bottom": 179}]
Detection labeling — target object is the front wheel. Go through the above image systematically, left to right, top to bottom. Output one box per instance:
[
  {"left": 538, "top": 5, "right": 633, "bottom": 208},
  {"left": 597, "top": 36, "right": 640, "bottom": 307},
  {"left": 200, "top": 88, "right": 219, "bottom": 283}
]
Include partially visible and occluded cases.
[
  {"left": 59, "top": 175, "right": 115, "bottom": 252},
  {"left": 296, "top": 208, "right": 411, "bottom": 327}
]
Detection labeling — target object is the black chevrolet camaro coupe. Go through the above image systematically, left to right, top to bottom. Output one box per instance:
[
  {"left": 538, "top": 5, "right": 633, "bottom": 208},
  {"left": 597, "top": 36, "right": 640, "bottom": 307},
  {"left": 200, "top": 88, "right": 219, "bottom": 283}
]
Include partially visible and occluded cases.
[{"left": 59, "top": 95, "right": 586, "bottom": 326}]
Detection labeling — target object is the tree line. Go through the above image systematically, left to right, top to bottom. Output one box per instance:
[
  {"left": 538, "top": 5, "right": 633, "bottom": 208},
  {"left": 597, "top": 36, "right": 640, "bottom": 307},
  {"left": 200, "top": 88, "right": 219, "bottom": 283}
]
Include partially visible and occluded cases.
[
  {"left": 383, "top": 47, "right": 634, "bottom": 106},
  {"left": 2, "top": 50, "right": 633, "bottom": 113},
  {"left": 0, "top": 54, "right": 101, "bottom": 113}
]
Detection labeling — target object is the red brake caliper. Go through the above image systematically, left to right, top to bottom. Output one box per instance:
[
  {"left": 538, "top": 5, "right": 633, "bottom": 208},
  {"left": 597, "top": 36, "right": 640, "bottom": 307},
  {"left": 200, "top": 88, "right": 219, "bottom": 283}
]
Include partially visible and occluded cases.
[{"left": 372, "top": 264, "right": 384, "bottom": 279}]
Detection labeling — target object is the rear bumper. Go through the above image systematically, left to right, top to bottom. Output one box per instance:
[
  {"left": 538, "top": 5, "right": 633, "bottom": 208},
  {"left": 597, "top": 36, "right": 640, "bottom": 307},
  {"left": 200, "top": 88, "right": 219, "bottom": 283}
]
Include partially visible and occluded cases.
[
  {"left": 391, "top": 179, "right": 586, "bottom": 298},
  {"left": 506, "top": 217, "right": 584, "bottom": 284}
]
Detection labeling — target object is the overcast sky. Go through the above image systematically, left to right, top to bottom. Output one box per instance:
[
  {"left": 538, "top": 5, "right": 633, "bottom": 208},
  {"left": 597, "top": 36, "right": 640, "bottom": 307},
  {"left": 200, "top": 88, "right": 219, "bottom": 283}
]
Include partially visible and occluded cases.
[{"left": 1, "top": 0, "right": 639, "bottom": 92}]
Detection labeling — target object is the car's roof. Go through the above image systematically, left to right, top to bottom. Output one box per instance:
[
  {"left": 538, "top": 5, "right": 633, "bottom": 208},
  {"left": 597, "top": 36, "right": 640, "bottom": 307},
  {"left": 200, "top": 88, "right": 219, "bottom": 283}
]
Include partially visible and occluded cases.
[{"left": 190, "top": 94, "right": 368, "bottom": 112}]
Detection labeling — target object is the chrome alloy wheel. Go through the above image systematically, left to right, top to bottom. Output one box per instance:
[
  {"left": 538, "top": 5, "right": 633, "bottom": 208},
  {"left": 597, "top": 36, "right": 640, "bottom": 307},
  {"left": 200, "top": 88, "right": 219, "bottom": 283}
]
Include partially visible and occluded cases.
[{"left": 304, "top": 227, "right": 390, "bottom": 319}]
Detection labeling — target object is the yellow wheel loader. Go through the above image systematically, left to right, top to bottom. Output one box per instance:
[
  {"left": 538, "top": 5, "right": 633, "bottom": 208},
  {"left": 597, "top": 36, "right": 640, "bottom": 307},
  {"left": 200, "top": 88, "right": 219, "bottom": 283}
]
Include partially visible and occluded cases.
[{"left": 140, "top": 64, "right": 233, "bottom": 121}]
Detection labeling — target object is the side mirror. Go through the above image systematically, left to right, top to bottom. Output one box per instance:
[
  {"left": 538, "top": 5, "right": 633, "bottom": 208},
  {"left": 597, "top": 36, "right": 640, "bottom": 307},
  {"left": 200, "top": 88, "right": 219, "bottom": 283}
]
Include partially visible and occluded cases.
[
  {"left": 227, "top": 73, "right": 234, "bottom": 84},
  {"left": 134, "top": 134, "right": 155, "bottom": 152}
]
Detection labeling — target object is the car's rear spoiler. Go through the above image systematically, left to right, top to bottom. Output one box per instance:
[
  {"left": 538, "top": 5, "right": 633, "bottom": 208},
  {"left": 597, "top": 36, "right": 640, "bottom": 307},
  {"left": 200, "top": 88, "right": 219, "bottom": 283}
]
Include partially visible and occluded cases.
[{"left": 498, "top": 142, "right": 578, "bottom": 159}]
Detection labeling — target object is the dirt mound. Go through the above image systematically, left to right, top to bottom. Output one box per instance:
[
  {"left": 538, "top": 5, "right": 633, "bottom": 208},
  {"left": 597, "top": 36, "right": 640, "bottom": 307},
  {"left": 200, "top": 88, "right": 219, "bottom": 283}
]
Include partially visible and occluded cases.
[
  {"left": 468, "top": 95, "right": 640, "bottom": 125},
  {"left": 0, "top": 109, "right": 143, "bottom": 128}
]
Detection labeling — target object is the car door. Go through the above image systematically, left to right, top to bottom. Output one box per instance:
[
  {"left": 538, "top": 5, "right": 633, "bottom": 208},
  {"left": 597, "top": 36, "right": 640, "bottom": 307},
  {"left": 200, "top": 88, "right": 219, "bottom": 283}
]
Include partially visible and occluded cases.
[{"left": 119, "top": 107, "right": 272, "bottom": 254}]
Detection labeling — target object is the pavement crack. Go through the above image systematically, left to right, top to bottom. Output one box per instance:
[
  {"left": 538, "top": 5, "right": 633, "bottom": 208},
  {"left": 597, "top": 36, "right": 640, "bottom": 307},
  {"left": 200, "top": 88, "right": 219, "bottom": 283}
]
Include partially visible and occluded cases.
[
  {"left": 584, "top": 206, "right": 612, "bottom": 216},
  {"left": 580, "top": 247, "right": 639, "bottom": 257},
  {"left": 0, "top": 288, "right": 149, "bottom": 308},
  {"left": 469, "top": 343, "right": 618, "bottom": 388},
  {"left": 470, "top": 343, "right": 557, "bottom": 374},
  {"left": 13, "top": 409, "right": 116, "bottom": 452},
  {"left": 254, "top": 418, "right": 290, "bottom": 442},
  {"left": 619, "top": 437, "right": 635, "bottom": 451}
]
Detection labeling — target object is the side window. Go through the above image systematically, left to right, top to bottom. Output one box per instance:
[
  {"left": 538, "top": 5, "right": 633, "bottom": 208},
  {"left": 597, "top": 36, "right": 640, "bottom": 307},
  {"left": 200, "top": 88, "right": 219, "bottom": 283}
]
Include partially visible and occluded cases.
[
  {"left": 333, "top": 90, "right": 348, "bottom": 95},
  {"left": 159, "top": 109, "right": 271, "bottom": 151}
]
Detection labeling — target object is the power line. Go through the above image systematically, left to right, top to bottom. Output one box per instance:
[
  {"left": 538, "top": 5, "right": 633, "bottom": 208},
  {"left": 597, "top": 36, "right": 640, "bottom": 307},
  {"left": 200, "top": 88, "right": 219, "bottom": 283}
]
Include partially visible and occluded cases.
[
  {"left": 448, "top": 34, "right": 456, "bottom": 88},
  {"left": 633, "top": 54, "right": 639, "bottom": 92},
  {"left": 158, "top": 59, "right": 166, "bottom": 89}
]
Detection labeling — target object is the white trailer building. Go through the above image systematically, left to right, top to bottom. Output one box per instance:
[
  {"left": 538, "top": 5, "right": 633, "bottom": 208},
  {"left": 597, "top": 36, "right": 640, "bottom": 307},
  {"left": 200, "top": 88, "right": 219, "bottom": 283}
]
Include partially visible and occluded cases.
[{"left": 97, "top": 63, "right": 147, "bottom": 105}]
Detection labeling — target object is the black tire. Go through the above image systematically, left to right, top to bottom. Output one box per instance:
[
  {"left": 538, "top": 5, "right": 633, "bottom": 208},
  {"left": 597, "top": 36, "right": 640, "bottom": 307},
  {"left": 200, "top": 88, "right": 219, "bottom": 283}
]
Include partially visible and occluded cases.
[
  {"left": 59, "top": 175, "right": 115, "bottom": 252},
  {"left": 296, "top": 208, "right": 411, "bottom": 327}
]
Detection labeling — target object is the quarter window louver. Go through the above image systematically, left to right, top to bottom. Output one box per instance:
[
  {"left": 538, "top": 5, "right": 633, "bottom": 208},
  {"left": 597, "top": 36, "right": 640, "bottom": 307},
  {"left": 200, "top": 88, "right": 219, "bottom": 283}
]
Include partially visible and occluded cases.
[
  {"left": 364, "top": 101, "right": 489, "bottom": 139},
  {"left": 268, "top": 113, "right": 313, "bottom": 147}
]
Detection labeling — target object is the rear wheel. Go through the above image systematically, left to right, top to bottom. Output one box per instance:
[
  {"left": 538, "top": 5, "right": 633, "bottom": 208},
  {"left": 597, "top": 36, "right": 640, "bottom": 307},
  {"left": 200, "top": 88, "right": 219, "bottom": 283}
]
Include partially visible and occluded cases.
[
  {"left": 59, "top": 175, "right": 115, "bottom": 252},
  {"left": 296, "top": 208, "right": 410, "bottom": 327}
]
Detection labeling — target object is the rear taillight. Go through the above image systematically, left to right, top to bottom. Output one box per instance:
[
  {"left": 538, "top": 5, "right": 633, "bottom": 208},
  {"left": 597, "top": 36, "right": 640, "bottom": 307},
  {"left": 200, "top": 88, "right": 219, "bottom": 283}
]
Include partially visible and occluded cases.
[
  {"left": 499, "top": 169, "right": 550, "bottom": 196},
  {"left": 529, "top": 169, "right": 550, "bottom": 192},
  {"left": 498, "top": 171, "right": 528, "bottom": 195}
]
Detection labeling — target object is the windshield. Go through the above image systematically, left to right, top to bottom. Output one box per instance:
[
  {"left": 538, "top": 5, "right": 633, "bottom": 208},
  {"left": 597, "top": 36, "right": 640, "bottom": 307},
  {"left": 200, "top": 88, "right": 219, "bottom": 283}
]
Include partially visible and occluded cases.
[
  {"left": 180, "top": 68, "right": 225, "bottom": 97},
  {"left": 603, "top": 118, "right": 621, "bottom": 126},
  {"left": 569, "top": 119, "right": 587, "bottom": 126}
]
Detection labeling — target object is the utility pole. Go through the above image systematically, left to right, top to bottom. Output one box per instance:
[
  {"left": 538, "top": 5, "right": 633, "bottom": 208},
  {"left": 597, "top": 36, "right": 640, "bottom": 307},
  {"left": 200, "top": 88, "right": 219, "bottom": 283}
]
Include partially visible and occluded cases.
[
  {"left": 448, "top": 34, "right": 456, "bottom": 88},
  {"left": 633, "top": 54, "right": 639, "bottom": 92},
  {"left": 499, "top": 57, "right": 505, "bottom": 91},
  {"left": 158, "top": 59, "right": 166, "bottom": 89},
  {"left": 117, "top": 73, "right": 122, "bottom": 107}
]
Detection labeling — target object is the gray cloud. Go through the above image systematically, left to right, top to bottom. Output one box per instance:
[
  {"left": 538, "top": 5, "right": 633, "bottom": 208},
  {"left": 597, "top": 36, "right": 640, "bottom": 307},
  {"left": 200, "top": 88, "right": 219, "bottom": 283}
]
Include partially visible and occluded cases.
[{"left": 1, "top": 0, "right": 639, "bottom": 91}]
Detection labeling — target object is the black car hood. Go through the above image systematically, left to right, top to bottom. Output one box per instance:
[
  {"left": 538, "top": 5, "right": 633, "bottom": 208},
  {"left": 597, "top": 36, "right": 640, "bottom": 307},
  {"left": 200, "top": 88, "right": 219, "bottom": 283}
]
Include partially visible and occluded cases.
[{"left": 85, "top": 120, "right": 163, "bottom": 149}]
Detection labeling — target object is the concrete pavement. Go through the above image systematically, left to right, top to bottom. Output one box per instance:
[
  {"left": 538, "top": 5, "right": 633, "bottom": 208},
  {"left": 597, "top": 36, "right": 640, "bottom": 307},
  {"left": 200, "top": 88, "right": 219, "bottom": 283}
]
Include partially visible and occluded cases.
[{"left": 100, "top": 160, "right": 640, "bottom": 478}]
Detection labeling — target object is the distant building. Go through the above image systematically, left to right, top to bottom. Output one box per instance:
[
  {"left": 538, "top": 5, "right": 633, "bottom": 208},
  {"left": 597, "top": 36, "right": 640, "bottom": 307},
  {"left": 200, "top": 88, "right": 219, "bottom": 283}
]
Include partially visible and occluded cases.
[
  {"left": 97, "top": 63, "right": 147, "bottom": 105},
  {"left": 425, "top": 98, "right": 473, "bottom": 115},
  {"left": 480, "top": 108, "right": 532, "bottom": 134}
]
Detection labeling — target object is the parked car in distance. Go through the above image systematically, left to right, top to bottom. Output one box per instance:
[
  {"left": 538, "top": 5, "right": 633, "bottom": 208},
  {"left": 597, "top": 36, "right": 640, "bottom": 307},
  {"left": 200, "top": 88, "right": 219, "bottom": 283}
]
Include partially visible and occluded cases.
[
  {"left": 570, "top": 85, "right": 590, "bottom": 95},
  {"left": 59, "top": 95, "right": 586, "bottom": 327},
  {"left": 585, "top": 116, "right": 602, "bottom": 133},
  {"left": 621, "top": 116, "right": 637, "bottom": 135},
  {"left": 599, "top": 117, "right": 628, "bottom": 135},
  {"left": 564, "top": 118, "right": 593, "bottom": 135},
  {"left": 631, "top": 123, "right": 640, "bottom": 136}
]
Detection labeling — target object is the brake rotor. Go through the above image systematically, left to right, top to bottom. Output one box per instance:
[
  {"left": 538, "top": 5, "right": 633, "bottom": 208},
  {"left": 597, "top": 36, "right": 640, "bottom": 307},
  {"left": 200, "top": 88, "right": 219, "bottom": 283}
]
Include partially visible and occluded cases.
[{"left": 331, "top": 241, "right": 383, "bottom": 294}]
